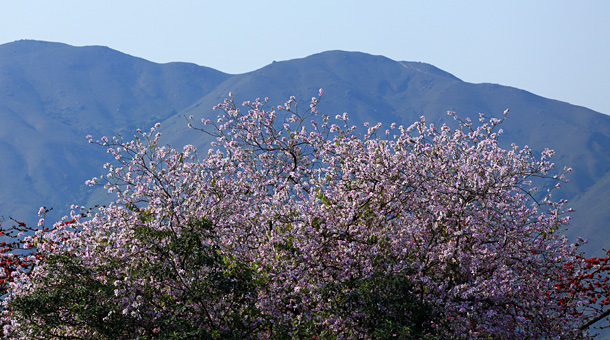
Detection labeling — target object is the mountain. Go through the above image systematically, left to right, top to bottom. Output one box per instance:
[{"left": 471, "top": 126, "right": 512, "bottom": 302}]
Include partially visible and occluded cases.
[
  {"left": 0, "top": 40, "right": 608, "bottom": 256},
  {"left": 0, "top": 40, "right": 230, "bottom": 222}
]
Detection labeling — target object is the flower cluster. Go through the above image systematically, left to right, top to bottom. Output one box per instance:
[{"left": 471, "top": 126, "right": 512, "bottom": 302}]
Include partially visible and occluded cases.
[{"left": 0, "top": 92, "right": 604, "bottom": 339}]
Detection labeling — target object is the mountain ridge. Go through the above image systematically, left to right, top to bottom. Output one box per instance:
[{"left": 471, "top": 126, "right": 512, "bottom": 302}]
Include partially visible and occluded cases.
[{"left": 0, "top": 40, "right": 608, "bottom": 256}]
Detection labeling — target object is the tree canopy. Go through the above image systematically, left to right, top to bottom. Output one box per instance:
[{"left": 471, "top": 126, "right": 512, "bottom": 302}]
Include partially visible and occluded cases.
[{"left": 1, "top": 92, "right": 609, "bottom": 339}]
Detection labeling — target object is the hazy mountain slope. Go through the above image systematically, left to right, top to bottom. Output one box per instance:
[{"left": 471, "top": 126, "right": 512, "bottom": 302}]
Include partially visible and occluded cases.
[
  {"left": 0, "top": 40, "right": 231, "bottom": 221},
  {"left": 0, "top": 40, "right": 229, "bottom": 133},
  {"left": 0, "top": 42, "right": 608, "bottom": 256},
  {"left": 165, "top": 50, "right": 610, "bottom": 195},
  {"left": 162, "top": 51, "right": 463, "bottom": 147}
]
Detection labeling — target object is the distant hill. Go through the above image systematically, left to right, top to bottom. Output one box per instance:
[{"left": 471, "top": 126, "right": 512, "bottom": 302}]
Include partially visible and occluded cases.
[
  {"left": 0, "top": 40, "right": 608, "bottom": 256},
  {"left": 0, "top": 40, "right": 230, "bottom": 223}
]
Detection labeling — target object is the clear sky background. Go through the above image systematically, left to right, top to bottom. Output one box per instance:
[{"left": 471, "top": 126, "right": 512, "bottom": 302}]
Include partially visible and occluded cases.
[{"left": 1, "top": 0, "right": 608, "bottom": 114}]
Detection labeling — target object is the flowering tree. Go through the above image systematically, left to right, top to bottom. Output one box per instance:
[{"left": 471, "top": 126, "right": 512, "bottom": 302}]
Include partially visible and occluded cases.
[
  {"left": 1, "top": 92, "right": 607, "bottom": 338},
  {"left": 0, "top": 216, "right": 44, "bottom": 297},
  {"left": 558, "top": 249, "right": 610, "bottom": 334}
]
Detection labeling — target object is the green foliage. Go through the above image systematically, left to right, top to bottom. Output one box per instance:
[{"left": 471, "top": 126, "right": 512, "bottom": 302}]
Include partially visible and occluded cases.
[
  {"left": 9, "top": 218, "right": 266, "bottom": 339},
  {"left": 11, "top": 218, "right": 439, "bottom": 338},
  {"left": 130, "top": 218, "right": 266, "bottom": 338},
  {"left": 10, "top": 252, "right": 137, "bottom": 339},
  {"left": 321, "top": 271, "right": 439, "bottom": 339}
]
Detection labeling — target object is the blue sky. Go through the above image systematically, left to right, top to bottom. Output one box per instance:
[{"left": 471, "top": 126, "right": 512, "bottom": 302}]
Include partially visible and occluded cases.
[{"left": 1, "top": 0, "right": 609, "bottom": 114}]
